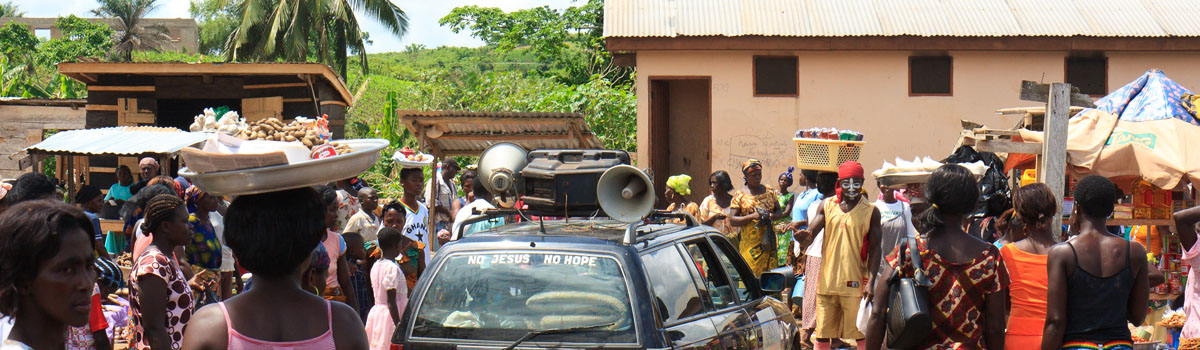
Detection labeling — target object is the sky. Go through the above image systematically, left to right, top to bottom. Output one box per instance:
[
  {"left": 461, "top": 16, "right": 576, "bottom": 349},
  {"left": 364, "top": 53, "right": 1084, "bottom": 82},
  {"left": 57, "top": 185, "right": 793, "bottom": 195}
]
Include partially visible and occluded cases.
[{"left": 14, "top": 0, "right": 578, "bottom": 53}]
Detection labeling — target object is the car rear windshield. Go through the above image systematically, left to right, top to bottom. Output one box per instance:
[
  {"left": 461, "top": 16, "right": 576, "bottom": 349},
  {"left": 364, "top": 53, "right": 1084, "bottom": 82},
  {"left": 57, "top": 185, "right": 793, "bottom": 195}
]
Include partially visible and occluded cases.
[{"left": 410, "top": 252, "right": 637, "bottom": 344}]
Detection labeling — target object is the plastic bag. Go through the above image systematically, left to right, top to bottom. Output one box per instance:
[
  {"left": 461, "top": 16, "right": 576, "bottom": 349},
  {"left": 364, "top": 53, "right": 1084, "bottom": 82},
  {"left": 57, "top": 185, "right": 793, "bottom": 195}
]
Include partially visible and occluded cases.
[{"left": 856, "top": 297, "right": 872, "bottom": 333}]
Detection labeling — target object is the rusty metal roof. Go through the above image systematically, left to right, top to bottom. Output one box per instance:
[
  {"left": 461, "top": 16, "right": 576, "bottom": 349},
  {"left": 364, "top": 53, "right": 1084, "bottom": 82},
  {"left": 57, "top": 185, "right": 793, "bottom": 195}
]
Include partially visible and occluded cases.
[
  {"left": 604, "top": 0, "right": 1200, "bottom": 38},
  {"left": 57, "top": 62, "right": 353, "bottom": 106},
  {"left": 398, "top": 110, "right": 605, "bottom": 156},
  {"left": 26, "top": 127, "right": 209, "bottom": 156}
]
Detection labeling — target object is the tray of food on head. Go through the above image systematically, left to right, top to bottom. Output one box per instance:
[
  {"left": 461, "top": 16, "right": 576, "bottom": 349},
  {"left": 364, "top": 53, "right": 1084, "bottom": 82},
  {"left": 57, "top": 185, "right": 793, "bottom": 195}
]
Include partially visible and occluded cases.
[
  {"left": 179, "top": 114, "right": 388, "bottom": 196},
  {"left": 392, "top": 147, "right": 434, "bottom": 168},
  {"left": 873, "top": 156, "right": 942, "bottom": 187}
]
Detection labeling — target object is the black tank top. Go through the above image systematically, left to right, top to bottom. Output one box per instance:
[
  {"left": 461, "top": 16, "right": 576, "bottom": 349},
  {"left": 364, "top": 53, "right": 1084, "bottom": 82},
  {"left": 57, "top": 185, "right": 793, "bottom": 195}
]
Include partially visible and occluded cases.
[{"left": 1063, "top": 241, "right": 1134, "bottom": 343}]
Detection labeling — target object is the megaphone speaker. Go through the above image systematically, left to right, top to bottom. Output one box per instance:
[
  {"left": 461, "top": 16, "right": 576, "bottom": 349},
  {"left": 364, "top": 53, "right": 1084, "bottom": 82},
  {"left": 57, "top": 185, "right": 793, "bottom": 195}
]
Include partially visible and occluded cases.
[
  {"left": 477, "top": 143, "right": 528, "bottom": 200},
  {"left": 597, "top": 165, "right": 656, "bottom": 222}
]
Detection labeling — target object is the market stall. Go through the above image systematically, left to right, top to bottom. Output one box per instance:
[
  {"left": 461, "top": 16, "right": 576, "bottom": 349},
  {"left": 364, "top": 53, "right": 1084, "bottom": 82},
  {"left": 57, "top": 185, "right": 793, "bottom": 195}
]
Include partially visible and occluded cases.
[{"left": 398, "top": 110, "right": 606, "bottom": 251}]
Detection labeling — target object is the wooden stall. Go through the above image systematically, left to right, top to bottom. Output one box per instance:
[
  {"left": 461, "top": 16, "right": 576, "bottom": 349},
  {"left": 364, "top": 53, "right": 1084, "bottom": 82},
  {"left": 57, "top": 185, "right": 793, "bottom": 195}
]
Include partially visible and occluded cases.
[
  {"left": 55, "top": 62, "right": 353, "bottom": 190},
  {"left": 0, "top": 98, "right": 87, "bottom": 179},
  {"left": 398, "top": 110, "right": 605, "bottom": 251}
]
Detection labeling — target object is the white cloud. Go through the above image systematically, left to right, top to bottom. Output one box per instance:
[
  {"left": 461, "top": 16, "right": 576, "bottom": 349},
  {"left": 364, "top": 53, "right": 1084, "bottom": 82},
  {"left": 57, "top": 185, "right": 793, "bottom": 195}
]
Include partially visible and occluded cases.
[{"left": 13, "top": 0, "right": 580, "bottom": 53}]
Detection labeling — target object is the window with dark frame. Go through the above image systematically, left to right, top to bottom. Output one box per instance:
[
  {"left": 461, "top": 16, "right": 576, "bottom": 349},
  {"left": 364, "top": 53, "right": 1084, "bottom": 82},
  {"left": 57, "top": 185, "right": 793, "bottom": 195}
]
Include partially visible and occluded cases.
[
  {"left": 753, "top": 56, "right": 798, "bottom": 96},
  {"left": 909, "top": 56, "right": 953, "bottom": 96},
  {"left": 1066, "top": 56, "right": 1107, "bottom": 96}
]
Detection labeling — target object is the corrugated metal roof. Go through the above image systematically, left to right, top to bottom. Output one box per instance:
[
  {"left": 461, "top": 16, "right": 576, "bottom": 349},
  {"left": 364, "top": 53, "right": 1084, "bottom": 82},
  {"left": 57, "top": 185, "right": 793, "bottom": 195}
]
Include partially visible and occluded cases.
[
  {"left": 604, "top": 0, "right": 1200, "bottom": 37},
  {"left": 399, "top": 111, "right": 605, "bottom": 156},
  {"left": 26, "top": 127, "right": 209, "bottom": 156}
]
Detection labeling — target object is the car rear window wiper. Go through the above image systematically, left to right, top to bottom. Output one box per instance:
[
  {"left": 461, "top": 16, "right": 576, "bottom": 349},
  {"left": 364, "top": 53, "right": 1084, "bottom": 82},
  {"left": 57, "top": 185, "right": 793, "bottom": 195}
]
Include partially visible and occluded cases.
[{"left": 502, "top": 322, "right": 617, "bottom": 350}]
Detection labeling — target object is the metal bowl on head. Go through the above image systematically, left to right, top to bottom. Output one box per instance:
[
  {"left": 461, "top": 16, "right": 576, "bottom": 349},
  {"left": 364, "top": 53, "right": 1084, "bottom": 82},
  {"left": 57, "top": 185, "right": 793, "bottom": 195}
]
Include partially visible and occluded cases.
[{"left": 180, "top": 138, "right": 388, "bottom": 196}]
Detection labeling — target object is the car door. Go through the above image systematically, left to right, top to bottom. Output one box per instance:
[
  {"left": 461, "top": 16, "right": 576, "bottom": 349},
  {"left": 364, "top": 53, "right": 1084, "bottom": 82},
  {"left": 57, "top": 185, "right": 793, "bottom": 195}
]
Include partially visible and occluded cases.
[
  {"left": 708, "top": 236, "right": 793, "bottom": 350},
  {"left": 679, "top": 239, "right": 751, "bottom": 350},
  {"left": 641, "top": 244, "right": 722, "bottom": 350}
]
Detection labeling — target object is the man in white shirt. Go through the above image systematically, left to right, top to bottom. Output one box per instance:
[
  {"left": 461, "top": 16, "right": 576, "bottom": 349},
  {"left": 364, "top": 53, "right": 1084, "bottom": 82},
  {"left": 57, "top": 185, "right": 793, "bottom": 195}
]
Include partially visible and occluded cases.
[
  {"left": 425, "top": 159, "right": 461, "bottom": 238},
  {"left": 452, "top": 179, "right": 505, "bottom": 240},
  {"left": 343, "top": 187, "right": 381, "bottom": 242}
]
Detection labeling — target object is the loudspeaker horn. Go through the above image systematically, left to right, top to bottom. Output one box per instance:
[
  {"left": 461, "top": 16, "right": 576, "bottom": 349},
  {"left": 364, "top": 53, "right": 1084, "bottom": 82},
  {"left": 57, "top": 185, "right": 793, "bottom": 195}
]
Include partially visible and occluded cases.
[
  {"left": 477, "top": 143, "right": 528, "bottom": 205},
  {"left": 597, "top": 165, "right": 656, "bottom": 222}
]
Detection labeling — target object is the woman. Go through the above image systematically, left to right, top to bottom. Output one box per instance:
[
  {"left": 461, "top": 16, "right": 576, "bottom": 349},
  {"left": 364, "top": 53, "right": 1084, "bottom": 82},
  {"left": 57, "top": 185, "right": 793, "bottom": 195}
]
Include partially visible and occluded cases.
[
  {"left": 728, "top": 159, "right": 785, "bottom": 276},
  {"left": 865, "top": 164, "right": 1009, "bottom": 350},
  {"left": 106, "top": 165, "right": 135, "bottom": 204},
  {"left": 774, "top": 167, "right": 797, "bottom": 266},
  {"left": 451, "top": 170, "right": 477, "bottom": 218},
  {"left": 699, "top": 171, "right": 736, "bottom": 240},
  {"left": 798, "top": 172, "right": 836, "bottom": 348},
  {"left": 664, "top": 174, "right": 700, "bottom": 219},
  {"left": 1042, "top": 175, "right": 1150, "bottom": 350},
  {"left": 871, "top": 181, "right": 917, "bottom": 273},
  {"left": 1001, "top": 183, "right": 1057, "bottom": 349},
  {"left": 315, "top": 186, "right": 359, "bottom": 315},
  {"left": 184, "top": 187, "right": 223, "bottom": 275},
  {"left": 181, "top": 188, "right": 369, "bottom": 350},
  {"left": 130, "top": 194, "right": 194, "bottom": 350},
  {"left": 1171, "top": 198, "right": 1200, "bottom": 342},
  {"left": 0, "top": 200, "right": 98, "bottom": 350},
  {"left": 381, "top": 201, "right": 422, "bottom": 294},
  {"left": 993, "top": 208, "right": 1027, "bottom": 248}
]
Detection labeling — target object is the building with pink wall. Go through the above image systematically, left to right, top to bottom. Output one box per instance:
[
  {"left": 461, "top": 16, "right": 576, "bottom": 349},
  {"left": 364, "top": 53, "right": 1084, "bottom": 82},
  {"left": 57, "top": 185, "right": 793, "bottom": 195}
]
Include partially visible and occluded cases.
[{"left": 604, "top": 0, "right": 1200, "bottom": 203}]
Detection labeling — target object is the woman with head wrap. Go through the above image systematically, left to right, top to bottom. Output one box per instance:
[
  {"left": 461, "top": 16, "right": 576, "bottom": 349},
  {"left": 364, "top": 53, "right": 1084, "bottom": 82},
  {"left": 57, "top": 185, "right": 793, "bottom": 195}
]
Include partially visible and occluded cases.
[
  {"left": 727, "top": 159, "right": 786, "bottom": 276},
  {"left": 774, "top": 167, "right": 797, "bottom": 266},
  {"left": 664, "top": 174, "right": 700, "bottom": 222}
]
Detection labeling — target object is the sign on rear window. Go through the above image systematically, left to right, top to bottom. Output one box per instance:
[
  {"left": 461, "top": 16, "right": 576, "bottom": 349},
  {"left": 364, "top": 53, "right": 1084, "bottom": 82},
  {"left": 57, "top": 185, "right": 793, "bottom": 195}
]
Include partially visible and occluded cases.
[{"left": 410, "top": 252, "right": 637, "bottom": 344}]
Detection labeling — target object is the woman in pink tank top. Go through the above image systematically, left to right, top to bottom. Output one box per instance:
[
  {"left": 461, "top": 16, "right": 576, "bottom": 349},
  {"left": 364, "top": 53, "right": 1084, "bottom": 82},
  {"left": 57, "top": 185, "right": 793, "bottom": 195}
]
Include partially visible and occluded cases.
[{"left": 181, "top": 188, "right": 369, "bottom": 350}]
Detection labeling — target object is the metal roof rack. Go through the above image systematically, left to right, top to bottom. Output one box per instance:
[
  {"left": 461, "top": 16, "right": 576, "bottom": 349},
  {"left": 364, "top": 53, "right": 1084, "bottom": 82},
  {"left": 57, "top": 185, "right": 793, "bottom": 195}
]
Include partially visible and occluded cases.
[{"left": 621, "top": 211, "right": 698, "bottom": 245}]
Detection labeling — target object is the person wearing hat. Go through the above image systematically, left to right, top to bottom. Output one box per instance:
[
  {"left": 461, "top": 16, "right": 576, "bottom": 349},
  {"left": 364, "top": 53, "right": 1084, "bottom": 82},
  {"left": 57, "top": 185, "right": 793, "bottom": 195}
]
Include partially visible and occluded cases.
[
  {"left": 129, "top": 157, "right": 160, "bottom": 195},
  {"left": 728, "top": 159, "right": 786, "bottom": 276},
  {"left": 799, "top": 161, "right": 882, "bottom": 350},
  {"left": 664, "top": 174, "right": 700, "bottom": 222},
  {"left": 76, "top": 185, "right": 110, "bottom": 260}
]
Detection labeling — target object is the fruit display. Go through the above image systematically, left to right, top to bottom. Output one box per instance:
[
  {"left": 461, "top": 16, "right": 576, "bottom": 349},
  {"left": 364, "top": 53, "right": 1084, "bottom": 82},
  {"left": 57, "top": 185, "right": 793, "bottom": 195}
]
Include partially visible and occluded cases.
[
  {"left": 231, "top": 116, "right": 351, "bottom": 156},
  {"left": 398, "top": 147, "right": 432, "bottom": 162},
  {"left": 114, "top": 252, "right": 133, "bottom": 268},
  {"left": 1159, "top": 310, "right": 1186, "bottom": 328},
  {"left": 1180, "top": 338, "right": 1200, "bottom": 350}
]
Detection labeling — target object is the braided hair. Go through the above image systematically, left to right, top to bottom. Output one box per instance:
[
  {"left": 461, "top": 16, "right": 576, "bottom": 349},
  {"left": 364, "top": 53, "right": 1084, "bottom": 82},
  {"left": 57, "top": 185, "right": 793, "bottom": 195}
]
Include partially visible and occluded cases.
[
  {"left": 141, "top": 194, "right": 184, "bottom": 234},
  {"left": 95, "top": 257, "right": 124, "bottom": 291}
]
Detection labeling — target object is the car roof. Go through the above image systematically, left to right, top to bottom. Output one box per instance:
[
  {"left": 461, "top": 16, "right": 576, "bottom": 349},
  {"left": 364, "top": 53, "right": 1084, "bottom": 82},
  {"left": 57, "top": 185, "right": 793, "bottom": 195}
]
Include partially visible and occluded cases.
[{"left": 454, "top": 219, "right": 713, "bottom": 253}]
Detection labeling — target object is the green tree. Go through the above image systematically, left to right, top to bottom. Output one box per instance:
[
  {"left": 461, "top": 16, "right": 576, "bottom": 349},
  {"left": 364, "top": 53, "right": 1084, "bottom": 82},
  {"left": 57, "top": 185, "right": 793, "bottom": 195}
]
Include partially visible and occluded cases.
[
  {"left": 92, "top": 0, "right": 174, "bottom": 61},
  {"left": 189, "top": 0, "right": 238, "bottom": 55},
  {"left": 225, "top": 0, "right": 408, "bottom": 78},
  {"left": 440, "top": 0, "right": 629, "bottom": 86},
  {"left": 0, "top": 1, "right": 23, "bottom": 17},
  {"left": 0, "top": 22, "right": 38, "bottom": 73}
]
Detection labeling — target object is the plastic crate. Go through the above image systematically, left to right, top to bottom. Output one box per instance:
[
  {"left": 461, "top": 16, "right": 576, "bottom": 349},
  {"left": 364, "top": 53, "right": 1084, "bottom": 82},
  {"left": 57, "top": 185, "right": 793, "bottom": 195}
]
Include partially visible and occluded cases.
[{"left": 794, "top": 138, "right": 864, "bottom": 172}]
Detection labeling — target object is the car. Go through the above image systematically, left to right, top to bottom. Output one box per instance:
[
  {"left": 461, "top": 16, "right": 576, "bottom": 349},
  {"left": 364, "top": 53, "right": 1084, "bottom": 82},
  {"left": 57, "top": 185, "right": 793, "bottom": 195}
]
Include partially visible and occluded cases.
[{"left": 392, "top": 212, "right": 798, "bottom": 349}]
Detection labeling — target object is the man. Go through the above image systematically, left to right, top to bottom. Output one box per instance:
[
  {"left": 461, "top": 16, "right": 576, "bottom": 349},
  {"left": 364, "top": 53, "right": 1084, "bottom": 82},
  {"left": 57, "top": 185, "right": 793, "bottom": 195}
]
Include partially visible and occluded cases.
[
  {"left": 128, "top": 157, "right": 160, "bottom": 195},
  {"left": 426, "top": 159, "right": 461, "bottom": 240},
  {"left": 799, "top": 161, "right": 882, "bottom": 350},
  {"left": 452, "top": 177, "right": 505, "bottom": 239},
  {"left": 75, "top": 185, "right": 110, "bottom": 259},
  {"left": 343, "top": 187, "right": 381, "bottom": 241}
]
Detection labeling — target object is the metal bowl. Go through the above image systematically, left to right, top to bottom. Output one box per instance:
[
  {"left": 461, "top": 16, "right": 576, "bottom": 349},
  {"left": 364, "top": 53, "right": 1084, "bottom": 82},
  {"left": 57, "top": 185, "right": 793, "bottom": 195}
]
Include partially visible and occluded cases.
[{"left": 180, "top": 138, "right": 388, "bottom": 196}]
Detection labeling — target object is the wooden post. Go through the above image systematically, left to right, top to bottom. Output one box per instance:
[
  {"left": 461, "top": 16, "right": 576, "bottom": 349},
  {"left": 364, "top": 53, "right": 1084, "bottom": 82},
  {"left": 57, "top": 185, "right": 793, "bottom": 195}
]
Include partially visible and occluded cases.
[
  {"left": 1040, "top": 83, "right": 1071, "bottom": 239},
  {"left": 428, "top": 143, "right": 441, "bottom": 253}
]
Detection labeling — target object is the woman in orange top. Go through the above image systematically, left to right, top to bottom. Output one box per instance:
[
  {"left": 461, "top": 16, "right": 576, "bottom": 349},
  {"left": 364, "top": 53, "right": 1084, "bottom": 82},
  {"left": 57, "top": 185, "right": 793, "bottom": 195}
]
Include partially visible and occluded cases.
[{"left": 1001, "top": 183, "right": 1058, "bottom": 349}]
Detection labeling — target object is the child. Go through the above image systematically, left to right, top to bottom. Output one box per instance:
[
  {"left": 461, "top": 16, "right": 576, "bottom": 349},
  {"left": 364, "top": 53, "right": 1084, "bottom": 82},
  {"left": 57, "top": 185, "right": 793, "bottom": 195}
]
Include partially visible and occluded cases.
[
  {"left": 365, "top": 228, "right": 409, "bottom": 350},
  {"left": 343, "top": 232, "right": 374, "bottom": 322},
  {"left": 96, "top": 258, "right": 129, "bottom": 346}
]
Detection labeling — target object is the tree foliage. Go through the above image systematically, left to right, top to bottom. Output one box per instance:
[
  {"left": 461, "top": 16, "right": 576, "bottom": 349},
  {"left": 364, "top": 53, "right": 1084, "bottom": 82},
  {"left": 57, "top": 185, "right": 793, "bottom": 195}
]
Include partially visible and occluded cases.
[
  {"left": 92, "top": 0, "right": 174, "bottom": 61},
  {"left": 189, "top": 0, "right": 238, "bottom": 55},
  {"left": 224, "top": 0, "right": 408, "bottom": 77},
  {"left": 440, "top": 0, "right": 629, "bottom": 87},
  {"left": 0, "top": 2, "right": 23, "bottom": 17},
  {"left": 0, "top": 16, "right": 113, "bottom": 98}
]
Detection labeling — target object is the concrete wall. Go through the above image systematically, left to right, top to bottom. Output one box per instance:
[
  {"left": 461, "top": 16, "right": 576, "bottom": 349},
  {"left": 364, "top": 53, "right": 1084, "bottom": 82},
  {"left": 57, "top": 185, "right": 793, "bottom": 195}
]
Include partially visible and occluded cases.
[
  {"left": 0, "top": 17, "right": 199, "bottom": 53},
  {"left": 635, "top": 50, "right": 1200, "bottom": 191}
]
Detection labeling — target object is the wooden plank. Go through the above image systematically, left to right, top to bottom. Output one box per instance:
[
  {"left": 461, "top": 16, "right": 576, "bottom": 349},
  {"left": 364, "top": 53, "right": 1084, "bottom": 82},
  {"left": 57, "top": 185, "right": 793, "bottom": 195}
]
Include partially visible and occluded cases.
[
  {"left": 1019, "top": 80, "right": 1097, "bottom": 108},
  {"left": 244, "top": 82, "right": 307, "bottom": 89},
  {"left": 1042, "top": 83, "right": 1071, "bottom": 239},
  {"left": 87, "top": 85, "right": 155, "bottom": 92},
  {"left": 282, "top": 98, "right": 313, "bottom": 103},
  {"left": 319, "top": 100, "right": 348, "bottom": 107},
  {"left": 86, "top": 104, "right": 119, "bottom": 111},
  {"left": 995, "top": 106, "right": 1086, "bottom": 115},
  {"left": 408, "top": 116, "right": 575, "bottom": 125},
  {"left": 971, "top": 128, "right": 1021, "bottom": 137},
  {"left": 25, "top": 129, "right": 42, "bottom": 146},
  {"left": 434, "top": 133, "right": 574, "bottom": 141},
  {"left": 974, "top": 140, "right": 1043, "bottom": 154},
  {"left": 88, "top": 167, "right": 117, "bottom": 173},
  {"left": 100, "top": 219, "right": 124, "bottom": 233}
]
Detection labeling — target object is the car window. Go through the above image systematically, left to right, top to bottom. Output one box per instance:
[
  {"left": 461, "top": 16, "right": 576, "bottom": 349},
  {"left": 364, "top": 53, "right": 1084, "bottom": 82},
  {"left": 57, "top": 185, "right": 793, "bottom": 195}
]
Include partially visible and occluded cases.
[
  {"left": 709, "top": 236, "right": 755, "bottom": 302},
  {"left": 682, "top": 240, "right": 738, "bottom": 309},
  {"left": 642, "top": 245, "right": 709, "bottom": 324},
  {"left": 410, "top": 252, "right": 636, "bottom": 344}
]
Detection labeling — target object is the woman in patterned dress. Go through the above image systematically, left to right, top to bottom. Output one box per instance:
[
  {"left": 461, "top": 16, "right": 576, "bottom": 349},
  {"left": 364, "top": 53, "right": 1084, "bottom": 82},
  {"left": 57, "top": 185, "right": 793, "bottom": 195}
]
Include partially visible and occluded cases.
[
  {"left": 728, "top": 159, "right": 786, "bottom": 276},
  {"left": 865, "top": 164, "right": 1010, "bottom": 350},
  {"left": 699, "top": 171, "right": 737, "bottom": 240},
  {"left": 131, "top": 194, "right": 194, "bottom": 350},
  {"left": 0, "top": 200, "right": 99, "bottom": 350}
]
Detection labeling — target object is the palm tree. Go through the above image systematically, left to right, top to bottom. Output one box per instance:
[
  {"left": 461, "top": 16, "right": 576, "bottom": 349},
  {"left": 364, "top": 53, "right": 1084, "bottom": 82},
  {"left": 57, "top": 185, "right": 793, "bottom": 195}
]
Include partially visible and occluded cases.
[
  {"left": 92, "top": 0, "right": 175, "bottom": 61},
  {"left": 225, "top": 0, "right": 408, "bottom": 78},
  {"left": 0, "top": 2, "right": 24, "bottom": 17}
]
